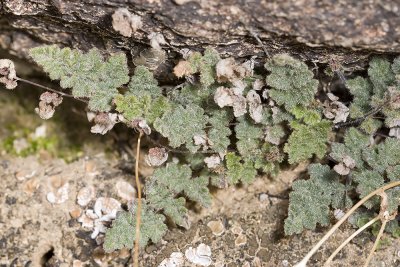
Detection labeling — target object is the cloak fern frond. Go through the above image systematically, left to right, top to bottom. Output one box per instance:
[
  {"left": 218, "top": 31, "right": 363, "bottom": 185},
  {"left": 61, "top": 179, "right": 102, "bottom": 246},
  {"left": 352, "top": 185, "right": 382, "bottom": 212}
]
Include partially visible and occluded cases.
[
  {"left": 29, "top": 45, "right": 129, "bottom": 112},
  {"left": 265, "top": 54, "right": 318, "bottom": 110},
  {"left": 154, "top": 105, "right": 207, "bottom": 152},
  {"left": 284, "top": 164, "right": 347, "bottom": 235},
  {"left": 103, "top": 204, "right": 167, "bottom": 252}
]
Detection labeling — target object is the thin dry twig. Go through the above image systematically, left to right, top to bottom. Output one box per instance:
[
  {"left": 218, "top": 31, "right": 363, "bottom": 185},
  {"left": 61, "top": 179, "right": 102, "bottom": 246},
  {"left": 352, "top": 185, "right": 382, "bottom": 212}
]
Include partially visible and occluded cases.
[
  {"left": 16, "top": 77, "right": 88, "bottom": 103},
  {"left": 133, "top": 132, "right": 143, "bottom": 267},
  {"left": 294, "top": 180, "right": 400, "bottom": 267},
  {"left": 323, "top": 216, "right": 380, "bottom": 266},
  {"left": 363, "top": 218, "right": 388, "bottom": 267}
]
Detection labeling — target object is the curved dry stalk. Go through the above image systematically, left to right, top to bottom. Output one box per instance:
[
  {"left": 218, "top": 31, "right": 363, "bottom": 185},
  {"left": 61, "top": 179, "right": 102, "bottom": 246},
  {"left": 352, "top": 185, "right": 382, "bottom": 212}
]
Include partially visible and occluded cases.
[
  {"left": 16, "top": 77, "right": 88, "bottom": 103},
  {"left": 134, "top": 132, "right": 143, "bottom": 267},
  {"left": 294, "top": 180, "right": 400, "bottom": 267},
  {"left": 323, "top": 216, "right": 380, "bottom": 267},
  {"left": 363, "top": 218, "right": 388, "bottom": 267}
]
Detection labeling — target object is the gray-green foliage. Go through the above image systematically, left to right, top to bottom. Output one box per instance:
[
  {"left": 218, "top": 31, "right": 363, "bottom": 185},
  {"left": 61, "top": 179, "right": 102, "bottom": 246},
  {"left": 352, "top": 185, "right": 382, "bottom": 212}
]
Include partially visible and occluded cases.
[
  {"left": 23, "top": 45, "right": 400, "bottom": 248},
  {"left": 30, "top": 45, "right": 129, "bottom": 111},
  {"left": 187, "top": 48, "right": 220, "bottom": 87},
  {"left": 265, "top": 54, "right": 319, "bottom": 110},
  {"left": 285, "top": 56, "right": 400, "bottom": 234},
  {"left": 347, "top": 57, "right": 400, "bottom": 128},
  {"left": 128, "top": 65, "right": 162, "bottom": 97},
  {"left": 115, "top": 66, "right": 171, "bottom": 123},
  {"left": 114, "top": 94, "right": 171, "bottom": 123},
  {"left": 154, "top": 105, "right": 207, "bottom": 152},
  {"left": 284, "top": 107, "right": 331, "bottom": 164},
  {"left": 207, "top": 109, "right": 233, "bottom": 154},
  {"left": 226, "top": 152, "right": 257, "bottom": 184},
  {"left": 104, "top": 162, "right": 212, "bottom": 251},
  {"left": 150, "top": 162, "right": 212, "bottom": 207},
  {"left": 285, "top": 164, "right": 347, "bottom": 235},
  {"left": 103, "top": 204, "right": 167, "bottom": 251}
]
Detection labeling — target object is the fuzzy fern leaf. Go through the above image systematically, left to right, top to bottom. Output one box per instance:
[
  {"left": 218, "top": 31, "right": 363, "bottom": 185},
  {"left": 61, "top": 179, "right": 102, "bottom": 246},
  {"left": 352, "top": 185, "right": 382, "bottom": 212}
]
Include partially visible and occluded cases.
[
  {"left": 29, "top": 45, "right": 129, "bottom": 112},
  {"left": 188, "top": 48, "right": 220, "bottom": 87},
  {"left": 199, "top": 48, "right": 220, "bottom": 87},
  {"left": 265, "top": 54, "right": 318, "bottom": 110},
  {"left": 392, "top": 56, "right": 400, "bottom": 82},
  {"left": 368, "top": 57, "right": 395, "bottom": 99},
  {"left": 128, "top": 65, "right": 161, "bottom": 98},
  {"left": 346, "top": 77, "right": 373, "bottom": 118},
  {"left": 171, "top": 84, "right": 213, "bottom": 107},
  {"left": 115, "top": 94, "right": 171, "bottom": 123},
  {"left": 115, "top": 94, "right": 151, "bottom": 121},
  {"left": 146, "top": 96, "right": 172, "bottom": 123},
  {"left": 154, "top": 105, "right": 207, "bottom": 152},
  {"left": 271, "top": 107, "right": 294, "bottom": 124},
  {"left": 383, "top": 108, "right": 400, "bottom": 128},
  {"left": 284, "top": 109, "right": 331, "bottom": 164},
  {"left": 207, "top": 110, "right": 233, "bottom": 153},
  {"left": 235, "top": 117, "right": 264, "bottom": 159},
  {"left": 360, "top": 117, "right": 382, "bottom": 135},
  {"left": 264, "top": 125, "right": 286, "bottom": 145},
  {"left": 330, "top": 127, "right": 369, "bottom": 168},
  {"left": 362, "top": 138, "right": 400, "bottom": 174},
  {"left": 225, "top": 152, "right": 257, "bottom": 184},
  {"left": 152, "top": 163, "right": 212, "bottom": 207},
  {"left": 285, "top": 164, "right": 347, "bottom": 235},
  {"left": 353, "top": 170, "right": 383, "bottom": 209},
  {"left": 146, "top": 181, "right": 188, "bottom": 226},
  {"left": 386, "top": 188, "right": 400, "bottom": 213},
  {"left": 103, "top": 205, "right": 167, "bottom": 252}
]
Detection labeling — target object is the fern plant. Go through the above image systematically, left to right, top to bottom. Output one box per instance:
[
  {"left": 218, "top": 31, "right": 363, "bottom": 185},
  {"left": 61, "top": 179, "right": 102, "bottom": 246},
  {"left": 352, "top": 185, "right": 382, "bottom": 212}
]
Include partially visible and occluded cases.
[
  {"left": 2, "top": 43, "right": 400, "bottom": 255},
  {"left": 285, "top": 56, "right": 400, "bottom": 237}
]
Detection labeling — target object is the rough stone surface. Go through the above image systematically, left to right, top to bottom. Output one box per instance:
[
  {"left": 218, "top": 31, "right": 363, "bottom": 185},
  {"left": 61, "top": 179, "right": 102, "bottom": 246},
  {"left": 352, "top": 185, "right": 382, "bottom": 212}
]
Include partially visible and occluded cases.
[{"left": 1, "top": 0, "right": 400, "bottom": 75}]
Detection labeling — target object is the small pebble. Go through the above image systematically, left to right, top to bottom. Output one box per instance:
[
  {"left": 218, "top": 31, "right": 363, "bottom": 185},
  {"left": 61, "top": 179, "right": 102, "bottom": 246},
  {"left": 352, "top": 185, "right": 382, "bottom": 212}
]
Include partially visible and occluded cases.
[
  {"left": 85, "top": 161, "right": 98, "bottom": 177},
  {"left": 15, "top": 170, "right": 36, "bottom": 181},
  {"left": 22, "top": 178, "right": 39, "bottom": 195},
  {"left": 116, "top": 181, "right": 136, "bottom": 201},
  {"left": 47, "top": 182, "right": 69, "bottom": 204},
  {"left": 77, "top": 186, "right": 95, "bottom": 207},
  {"left": 259, "top": 193, "right": 269, "bottom": 202},
  {"left": 94, "top": 197, "right": 121, "bottom": 218},
  {"left": 69, "top": 207, "right": 82, "bottom": 219},
  {"left": 207, "top": 220, "right": 225, "bottom": 236},
  {"left": 230, "top": 224, "right": 243, "bottom": 235},
  {"left": 235, "top": 234, "right": 247, "bottom": 246},
  {"left": 185, "top": 243, "right": 212, "bottom": 266},
  {"left": 158, "top": 252, "right": 184, "bottom": 267},
  {"left": 252, "top": 257, "right": 262, "bottom": 267}
]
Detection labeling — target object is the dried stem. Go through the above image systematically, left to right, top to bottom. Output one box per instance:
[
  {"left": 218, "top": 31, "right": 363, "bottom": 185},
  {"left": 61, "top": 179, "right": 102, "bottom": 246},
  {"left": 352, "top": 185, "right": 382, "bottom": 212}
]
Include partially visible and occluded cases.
[
  {"left": 16, "top": 77, "right": 88, "bottom": 103},
  {"left": 334, "top": 102, "right": 388, "bottom": 129},
  {"left": 133, "top": 132, "right": 143, "bottom": 267},
  {"left": 294, "top": 180, "right": 400, "bottom": 267},
  {"left": 323, "top": 216, "right": 380, "bottom": 267},
  {"left": 363, "top": 218, "right": 388, "bottom": 267}
]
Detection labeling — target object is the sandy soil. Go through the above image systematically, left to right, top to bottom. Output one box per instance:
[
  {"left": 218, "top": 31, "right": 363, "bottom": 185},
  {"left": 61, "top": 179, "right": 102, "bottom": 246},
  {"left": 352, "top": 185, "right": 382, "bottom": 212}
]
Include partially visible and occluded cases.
[
  {"left": 0, "top": 85, "right": 399, "bottom": 267},
  {"left": 1, "top": 154, "right": 399, "bottom": 267}
]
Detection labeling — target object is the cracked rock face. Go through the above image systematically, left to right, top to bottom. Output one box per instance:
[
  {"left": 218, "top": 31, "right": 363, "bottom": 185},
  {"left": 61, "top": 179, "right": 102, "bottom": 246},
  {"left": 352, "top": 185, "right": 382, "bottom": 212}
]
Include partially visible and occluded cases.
[{"left": 1, "top": 0, "right": 399, "bottom": 75}]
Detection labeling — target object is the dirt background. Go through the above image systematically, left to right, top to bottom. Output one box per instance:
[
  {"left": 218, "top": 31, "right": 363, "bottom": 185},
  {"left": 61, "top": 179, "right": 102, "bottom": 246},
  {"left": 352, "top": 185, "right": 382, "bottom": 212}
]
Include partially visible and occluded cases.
[{"left": 0, "top": 90, "right": 399, "bottom": 267}]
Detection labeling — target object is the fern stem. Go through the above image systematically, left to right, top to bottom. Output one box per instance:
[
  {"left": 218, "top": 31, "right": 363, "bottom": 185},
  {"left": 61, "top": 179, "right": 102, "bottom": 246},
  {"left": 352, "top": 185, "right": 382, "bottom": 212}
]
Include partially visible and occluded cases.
[
  {"left": 16, "top": 77, "right": 88, "bottom": 103},
  {"left": 134, "top": 132, "right": 143, "bottom": 267},
  {"left": 294, "top": 180, "right": 400, "bottom": 267},
  {"left": 323, "top": 216, "right": 380, "bottom": 267},
  {"left": 363, "top": 218, "right": 388, "bottom": 267}
]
